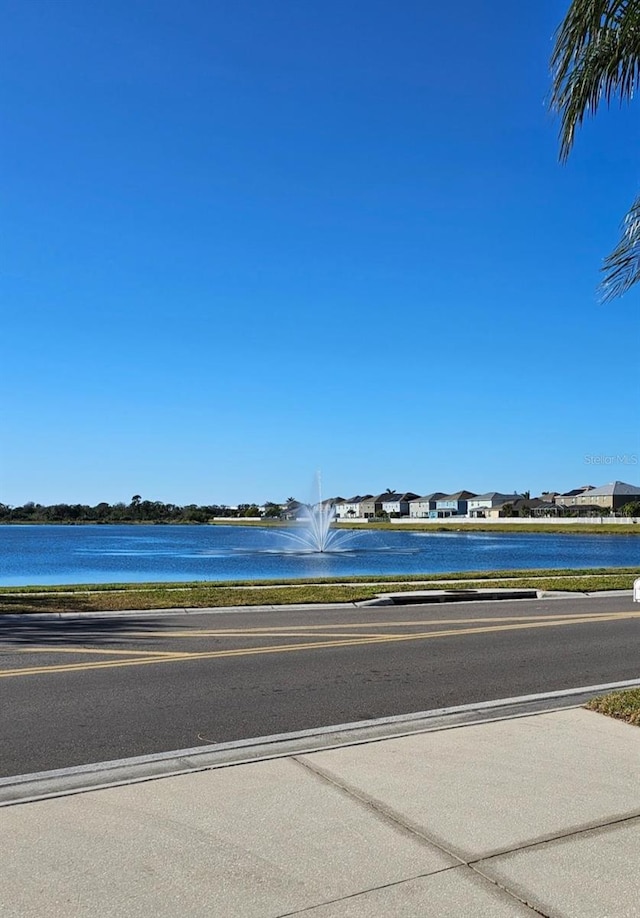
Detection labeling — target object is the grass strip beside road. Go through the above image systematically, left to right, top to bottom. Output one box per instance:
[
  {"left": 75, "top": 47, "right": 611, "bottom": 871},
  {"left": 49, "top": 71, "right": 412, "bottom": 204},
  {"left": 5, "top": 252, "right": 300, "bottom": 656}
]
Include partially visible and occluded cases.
[
  {"left": 2, "top": 566, "right": 638, "bottom": 593},
  {"left": 0, "top": 570, "right": 637, "bottom": 614},
  {"left": 586, "top": 689, "right": 640, "bottom": 726}
]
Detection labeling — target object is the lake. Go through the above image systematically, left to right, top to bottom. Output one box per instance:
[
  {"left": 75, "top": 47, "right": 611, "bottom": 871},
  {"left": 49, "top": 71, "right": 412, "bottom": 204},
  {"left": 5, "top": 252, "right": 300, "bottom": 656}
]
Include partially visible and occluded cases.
[{"left": 0, "top": 524, "right": 637, "bottom": 586}]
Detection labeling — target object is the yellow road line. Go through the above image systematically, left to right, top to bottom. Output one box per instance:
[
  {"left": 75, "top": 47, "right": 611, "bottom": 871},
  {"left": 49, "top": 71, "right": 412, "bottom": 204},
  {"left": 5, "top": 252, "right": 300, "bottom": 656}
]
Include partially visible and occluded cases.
[
  {"left": 124, "top": 609, "right": 638, "bottom": 637},
  {"left": 1, "top": 610, "right": 638, "bottom": 680},
  {"left": 9, "top": 647, "right": 180, "bottom": 657}
]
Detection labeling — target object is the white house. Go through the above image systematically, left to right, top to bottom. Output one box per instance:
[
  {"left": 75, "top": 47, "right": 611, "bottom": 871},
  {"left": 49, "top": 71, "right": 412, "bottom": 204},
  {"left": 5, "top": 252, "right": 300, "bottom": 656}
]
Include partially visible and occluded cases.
[
  {"left": 379, "top": 492, "right": 420, "bottom": 517},
  {"left": 468, "top": 493, "right": 524, "bottom": 518},
  {"left": 334, "top": 496, "right": 371, "bottom": 519}
]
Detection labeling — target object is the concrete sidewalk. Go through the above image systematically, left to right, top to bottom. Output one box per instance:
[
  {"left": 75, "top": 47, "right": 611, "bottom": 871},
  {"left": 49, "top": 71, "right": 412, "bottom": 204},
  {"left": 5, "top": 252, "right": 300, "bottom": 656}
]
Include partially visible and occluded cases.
[{"left": 2, "top": 708, "right": 640, "bottom": 917}]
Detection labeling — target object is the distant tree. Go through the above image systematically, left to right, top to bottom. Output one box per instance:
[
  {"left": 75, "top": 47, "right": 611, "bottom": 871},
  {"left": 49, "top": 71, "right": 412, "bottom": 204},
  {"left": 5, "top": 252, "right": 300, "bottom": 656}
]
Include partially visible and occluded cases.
[
  {"left": 622, "top": 500, "right": 640, "bottom": 516},
  {"left": 184, "top": 506, "right": 208, "bottom": 523}
]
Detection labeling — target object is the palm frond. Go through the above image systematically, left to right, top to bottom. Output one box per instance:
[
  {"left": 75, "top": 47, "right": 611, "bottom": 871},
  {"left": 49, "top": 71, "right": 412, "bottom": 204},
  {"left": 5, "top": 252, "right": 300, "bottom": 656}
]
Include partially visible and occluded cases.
[
  {"left": 551, "top": 0, "right": 640, "bottom": 160},
  {"left": 600, "top": 194, "right": 640, "bottom": 299}
]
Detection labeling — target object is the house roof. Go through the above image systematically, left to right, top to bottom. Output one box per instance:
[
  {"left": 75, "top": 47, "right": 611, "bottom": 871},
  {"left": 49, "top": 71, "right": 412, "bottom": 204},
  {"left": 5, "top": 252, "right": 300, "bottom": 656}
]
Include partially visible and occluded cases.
[
  {"left": 583, "top": 481, "right": 640, "bottom": 497},
  {"left": 557, "top": 486, "right": 595, "bottom": 497},
  {"left": 438, "top": 490, "right": 477, "bottom": 501},
  {"left": 378, "top": 492, "right": 420, "bottom": 503},
  {"left": 410, "top": 492, "right": 447, "bottom": 502},
  {"left": 471, "top": 492, "right": 523, "bottom": 501},
  {"left": 495, "top": 497, "right": 546, "bottom": 510}
]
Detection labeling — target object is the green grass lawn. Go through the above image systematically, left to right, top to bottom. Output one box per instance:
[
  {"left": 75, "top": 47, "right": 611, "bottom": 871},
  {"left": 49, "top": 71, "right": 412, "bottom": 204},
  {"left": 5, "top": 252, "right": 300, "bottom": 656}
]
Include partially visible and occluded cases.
[
  {"left": 205, "top": 520, "right": 640, "bottom": 534},
  {"left": 336, "top": 521, "right": 640, "bottom": 535},
  {"left": 0, "top": 567, "right": 637, "bottom": 614}
]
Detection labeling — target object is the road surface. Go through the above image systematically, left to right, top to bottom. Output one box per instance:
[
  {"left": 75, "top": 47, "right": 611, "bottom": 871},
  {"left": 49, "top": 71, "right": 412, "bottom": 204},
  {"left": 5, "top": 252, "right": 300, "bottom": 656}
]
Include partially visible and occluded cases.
[{"left": 1, "top": 594, "right": 639, "bottom": 777}]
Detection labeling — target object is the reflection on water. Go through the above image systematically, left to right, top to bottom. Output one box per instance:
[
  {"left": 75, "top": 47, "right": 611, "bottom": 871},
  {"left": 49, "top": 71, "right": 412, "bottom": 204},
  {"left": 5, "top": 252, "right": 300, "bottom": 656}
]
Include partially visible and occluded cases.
[{"left": 0, "top": 524, "right": 636, "bottom": 586}]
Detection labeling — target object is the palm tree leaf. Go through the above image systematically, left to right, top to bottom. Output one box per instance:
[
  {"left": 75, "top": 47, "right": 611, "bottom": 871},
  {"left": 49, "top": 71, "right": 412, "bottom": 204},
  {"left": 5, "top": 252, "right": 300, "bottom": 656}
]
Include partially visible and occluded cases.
[
  {"left": 551, "top": 0, "right": 640, "bottom": 160},
  {"left": 601, "top": 194, "right": 640, "bottom": 299}
]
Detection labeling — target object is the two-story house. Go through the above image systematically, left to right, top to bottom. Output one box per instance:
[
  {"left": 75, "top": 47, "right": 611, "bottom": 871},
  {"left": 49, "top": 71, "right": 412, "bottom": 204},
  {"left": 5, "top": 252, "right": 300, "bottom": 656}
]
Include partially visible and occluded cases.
[
  {"left": 571, "top": 481, "right": 640, "bottom": 512},
  {"left": 554, "top": 486, "right": 595, "bottom": 508},
  {"left": 431, "top": 490, "right": 477, "bottom": 518},
  {"left": 376, "top": 492, "right": 420, "bottom": 517},
  {"left": 409, "top": 493, "right": 447, "bottom": 518},
  {"left": 334, "top": 496, "right": 372, "bottom": 519}
]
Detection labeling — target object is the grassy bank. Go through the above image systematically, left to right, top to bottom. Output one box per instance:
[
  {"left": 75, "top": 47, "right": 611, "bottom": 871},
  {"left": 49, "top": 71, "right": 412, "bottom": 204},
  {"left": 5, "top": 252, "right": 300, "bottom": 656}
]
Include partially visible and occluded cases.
[
  {"left": 2, "top": 520, "right": 637, "bottom": 534},
  {"left": 207, "top": 520, "right": 640, "bottom": 534},
  {"left": 336, "top": 521, "right": 640, "bottom": 535},
  {"left": 0, "top": 567, "right": 637, "bottom": 615},
  {"left": 587, "top": 689, "right": 640, "bottom": 726}
]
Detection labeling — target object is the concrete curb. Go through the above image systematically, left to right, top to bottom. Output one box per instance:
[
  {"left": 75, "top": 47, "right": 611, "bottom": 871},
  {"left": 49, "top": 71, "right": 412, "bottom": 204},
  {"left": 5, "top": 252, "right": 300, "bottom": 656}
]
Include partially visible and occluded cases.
[
  {"left": 0, "top": 589, "right": 633, "bottom": 621},
  {"left": 3, "top": 678, "right": 640, "bottom": 808}
]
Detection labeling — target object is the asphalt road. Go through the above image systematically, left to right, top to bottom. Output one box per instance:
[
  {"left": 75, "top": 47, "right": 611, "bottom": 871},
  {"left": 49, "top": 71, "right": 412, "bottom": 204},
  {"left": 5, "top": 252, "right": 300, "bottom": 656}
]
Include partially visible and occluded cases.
[{"left": 1, "top": 594, "right": 639, "bottom": 778}]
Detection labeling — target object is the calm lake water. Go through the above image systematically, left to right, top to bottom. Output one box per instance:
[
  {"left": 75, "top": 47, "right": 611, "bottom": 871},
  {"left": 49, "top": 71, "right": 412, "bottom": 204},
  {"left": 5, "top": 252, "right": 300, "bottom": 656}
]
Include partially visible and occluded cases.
[{"left": 0, "top": 524, "right": 638, "bottom": 586}]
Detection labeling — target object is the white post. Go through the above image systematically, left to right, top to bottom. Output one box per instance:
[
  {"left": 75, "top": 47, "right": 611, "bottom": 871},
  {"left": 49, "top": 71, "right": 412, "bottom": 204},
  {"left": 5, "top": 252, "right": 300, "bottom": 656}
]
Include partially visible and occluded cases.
[{"left": 634, "top": 578, "right": 640, "bottom": 602}]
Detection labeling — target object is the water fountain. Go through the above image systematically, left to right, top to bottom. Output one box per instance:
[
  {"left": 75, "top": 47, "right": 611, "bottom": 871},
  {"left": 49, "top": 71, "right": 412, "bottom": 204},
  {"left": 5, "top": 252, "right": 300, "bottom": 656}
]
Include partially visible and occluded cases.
[
  {"left": 279, "top": 473, "right": 353, "bottom": 553},
  {"left": 283, "top": 501, "right": 342, "bottom": 553}
]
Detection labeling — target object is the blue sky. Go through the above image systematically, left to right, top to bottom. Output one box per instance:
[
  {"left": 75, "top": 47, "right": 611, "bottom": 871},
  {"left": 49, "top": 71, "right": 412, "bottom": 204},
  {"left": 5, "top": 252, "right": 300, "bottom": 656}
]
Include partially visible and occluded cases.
[{"left": 2, "top": 0, "right": 639, "bottom": 506}]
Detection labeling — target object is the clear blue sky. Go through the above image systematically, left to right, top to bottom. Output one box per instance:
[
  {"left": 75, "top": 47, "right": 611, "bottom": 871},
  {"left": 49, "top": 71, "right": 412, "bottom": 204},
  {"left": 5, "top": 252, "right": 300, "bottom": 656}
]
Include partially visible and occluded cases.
[{"left": 2, "top": 0, "right": 639, "bottom": 506}]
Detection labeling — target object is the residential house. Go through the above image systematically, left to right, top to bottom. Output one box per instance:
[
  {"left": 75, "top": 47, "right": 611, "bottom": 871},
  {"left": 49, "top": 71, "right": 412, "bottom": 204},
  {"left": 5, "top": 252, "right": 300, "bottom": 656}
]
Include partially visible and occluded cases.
[
  {"left": 571, "top": 481, "right": 640, "bottom": 512},
  {"left": 554, "top": 486, "right": 595, "bottom": 508},
  {"left": 431, "top": 490, "right": 477, "bottom": 518},
  {"left": 377, "top": 492, "right": 420, "bottom": 517},
  {"left": 409, "top": 492, "right": 447, "bottom": 518},
  {"left": 468, "top": 493, "right": 524, "bottom": 518},
  {"left": 334, "top": 495, "right": 372, "bottom": 520},
  {"left": 358, "top": 496, "right": 378, "bottom": 519},
  {"left": 486, "top": 497, "right": 553, "bottom": 518},
  {"left": 529, "top": 499, "right": 561, "bottom": 517},
  {"left": 281, "top": 500, "right": 305, "bottom": 520}
]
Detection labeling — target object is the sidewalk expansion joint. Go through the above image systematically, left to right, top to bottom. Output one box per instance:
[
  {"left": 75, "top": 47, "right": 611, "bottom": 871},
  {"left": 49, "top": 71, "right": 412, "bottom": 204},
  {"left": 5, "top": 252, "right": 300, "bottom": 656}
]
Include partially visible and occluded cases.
[
  {"left": 292, "top": 755, "right": 467, "bottom": 865},
  {"left": 289, "top": 756, "right": 550, "bottom": 917},
  {"left": 292, "top": 756, "right": 640, "bottom": 918},
  {"left": 469, "top": 808, "right": 640, "bottom": 866},
  {"left": 272, "top": 866, "right": 462, "bottom": 918},
  {"left": 466, "top": 871, "right": 553, "bottom": 918}
]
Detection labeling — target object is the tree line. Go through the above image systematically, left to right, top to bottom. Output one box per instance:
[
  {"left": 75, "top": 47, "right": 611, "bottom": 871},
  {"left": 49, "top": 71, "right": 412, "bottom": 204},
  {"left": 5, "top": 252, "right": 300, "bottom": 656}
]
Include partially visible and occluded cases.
[{"left": 0, "top": 497, "right": 285, "bottom": 524}]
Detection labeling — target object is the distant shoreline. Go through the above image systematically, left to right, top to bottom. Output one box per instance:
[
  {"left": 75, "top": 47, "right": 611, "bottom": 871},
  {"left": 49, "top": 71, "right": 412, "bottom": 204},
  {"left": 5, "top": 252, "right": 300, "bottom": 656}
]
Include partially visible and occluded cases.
[{"left": 0, "top": 519, "right": 638, "bottom": 535}]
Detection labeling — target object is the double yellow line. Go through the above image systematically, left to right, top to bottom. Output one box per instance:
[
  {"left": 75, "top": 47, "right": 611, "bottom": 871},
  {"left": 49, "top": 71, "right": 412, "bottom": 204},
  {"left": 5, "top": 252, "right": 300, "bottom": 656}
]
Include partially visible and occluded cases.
[{"left": 0, "top": 609, "right": 638, "bottom": 680}]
